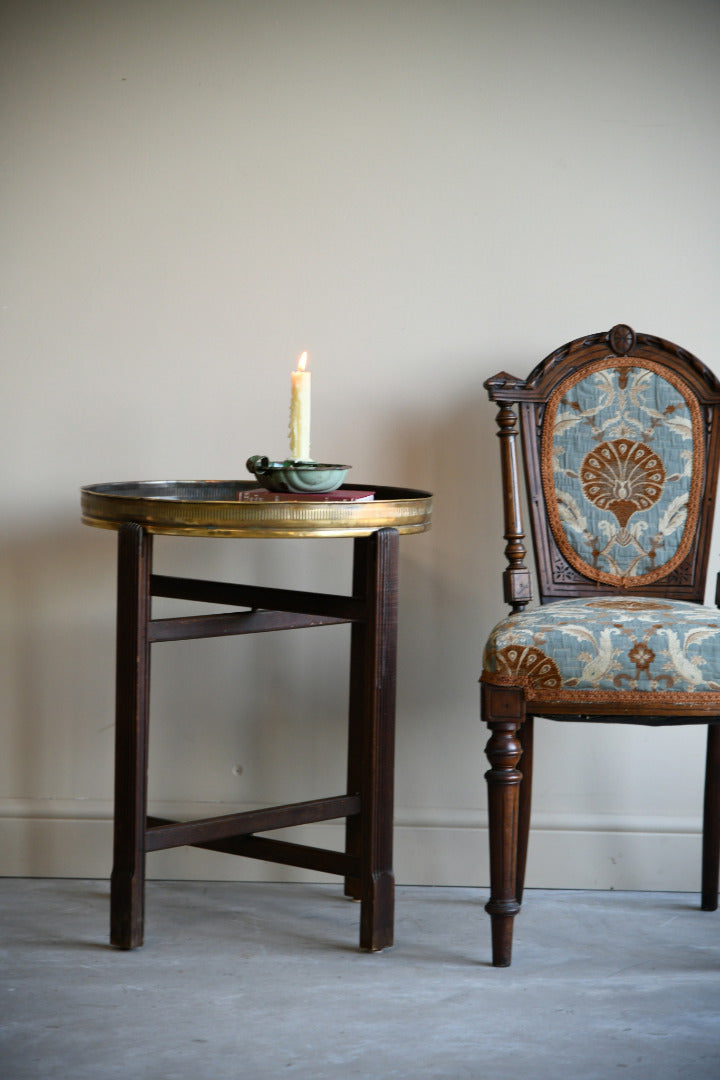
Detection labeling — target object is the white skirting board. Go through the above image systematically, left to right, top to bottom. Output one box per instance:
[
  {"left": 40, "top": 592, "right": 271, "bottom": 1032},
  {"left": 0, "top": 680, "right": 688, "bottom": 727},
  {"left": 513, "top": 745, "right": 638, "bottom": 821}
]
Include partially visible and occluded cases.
[{"left": 0, "top": 799, "right": 705, "bottom": 892}]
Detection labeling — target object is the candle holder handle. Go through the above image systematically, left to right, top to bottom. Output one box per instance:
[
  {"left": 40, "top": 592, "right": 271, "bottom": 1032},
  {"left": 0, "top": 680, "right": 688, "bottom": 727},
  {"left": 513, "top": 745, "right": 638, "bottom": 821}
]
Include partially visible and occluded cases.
[{"left": 246, "top": 455, "right": 271, "bottom": 475}]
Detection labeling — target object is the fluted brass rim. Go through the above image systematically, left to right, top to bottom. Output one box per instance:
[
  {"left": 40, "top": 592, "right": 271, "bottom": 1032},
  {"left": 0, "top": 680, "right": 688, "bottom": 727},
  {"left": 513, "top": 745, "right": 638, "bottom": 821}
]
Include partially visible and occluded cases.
[{"left": 80, "top": 481, "right": 433, "bottom": 538}]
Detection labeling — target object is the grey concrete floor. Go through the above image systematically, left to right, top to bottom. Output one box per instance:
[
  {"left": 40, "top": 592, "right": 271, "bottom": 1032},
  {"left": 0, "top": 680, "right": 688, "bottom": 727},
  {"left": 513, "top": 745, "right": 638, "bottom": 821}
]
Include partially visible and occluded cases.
[{"left": 1, "top": 880, "right": 719, "bottom": 1080}]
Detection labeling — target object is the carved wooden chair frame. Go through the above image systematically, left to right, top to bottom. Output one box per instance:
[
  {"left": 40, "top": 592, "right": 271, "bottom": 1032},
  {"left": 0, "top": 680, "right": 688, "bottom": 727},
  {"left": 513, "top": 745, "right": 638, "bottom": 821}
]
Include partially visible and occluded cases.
[{"left": 482, "top": 324, "right": 720, "bottom": 966}]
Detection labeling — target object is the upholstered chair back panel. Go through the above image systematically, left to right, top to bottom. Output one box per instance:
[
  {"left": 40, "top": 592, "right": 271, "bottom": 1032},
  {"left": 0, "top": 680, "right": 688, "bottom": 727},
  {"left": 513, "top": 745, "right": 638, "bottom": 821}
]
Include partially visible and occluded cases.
[{"left": 542, "top": 358, "right": 703, "bottom": 588}]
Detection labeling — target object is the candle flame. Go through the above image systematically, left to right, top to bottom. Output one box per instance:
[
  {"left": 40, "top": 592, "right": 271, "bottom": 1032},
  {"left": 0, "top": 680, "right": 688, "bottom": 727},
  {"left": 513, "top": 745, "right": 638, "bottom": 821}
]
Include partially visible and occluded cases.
[{"left": 298, "top": 351, "right": 308, "bottom": 372}]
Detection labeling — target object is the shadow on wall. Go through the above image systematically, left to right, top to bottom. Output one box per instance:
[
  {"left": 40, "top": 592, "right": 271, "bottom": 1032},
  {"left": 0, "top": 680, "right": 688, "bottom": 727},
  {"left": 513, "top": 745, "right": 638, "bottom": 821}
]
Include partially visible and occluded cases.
[
  {"left": 351, "top": 384, "right": 510, "bottom": 818},
  {"left": 396, "top": 388, "right": 506, "bottom": 705},
  {"left": 0, "top": 389, "right": 505, "bottom": 869},
  {"left": 0, "top": 512, "right": 360, "bottom": 856},
  {"left": 0, "top": 520, "right": 119, "bottom": 834},
  {"left": 145, "top": 531, "right": 357, "bottom": 808}
]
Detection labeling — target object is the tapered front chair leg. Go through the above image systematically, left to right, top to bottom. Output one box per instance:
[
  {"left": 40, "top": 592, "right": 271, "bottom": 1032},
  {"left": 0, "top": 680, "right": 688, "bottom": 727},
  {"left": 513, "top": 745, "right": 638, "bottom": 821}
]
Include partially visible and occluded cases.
[
  {"left": 110, "top": 523, "right": 152, "bottom": 949},
  {"left": 482, "top": 683, "right": 525, "bottom": 966},
  {"left": 516, "top": 714, "right": 534, "bottom": 906},
  {"left": 701, "top": 723, "right": 720, "bottom": 911}
]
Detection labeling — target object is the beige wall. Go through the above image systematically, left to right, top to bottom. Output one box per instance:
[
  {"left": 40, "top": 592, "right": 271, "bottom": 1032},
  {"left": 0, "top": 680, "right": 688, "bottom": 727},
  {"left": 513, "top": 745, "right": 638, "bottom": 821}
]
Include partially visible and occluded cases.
[{"left": 2, "top": 0, "right": 720, "bottom": 888}]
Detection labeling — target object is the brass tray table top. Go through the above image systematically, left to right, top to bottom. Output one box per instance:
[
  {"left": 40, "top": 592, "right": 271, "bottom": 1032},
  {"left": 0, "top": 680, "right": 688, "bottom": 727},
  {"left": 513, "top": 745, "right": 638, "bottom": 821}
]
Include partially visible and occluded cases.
[{"left": 81, "top": 480, "right": 433, "bottom": 539}]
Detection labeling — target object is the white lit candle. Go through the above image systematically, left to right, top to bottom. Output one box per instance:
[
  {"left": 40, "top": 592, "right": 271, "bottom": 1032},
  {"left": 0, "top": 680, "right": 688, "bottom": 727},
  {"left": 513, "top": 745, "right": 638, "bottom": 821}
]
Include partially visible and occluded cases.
[{"left": 289, "top": 350, "right": 311, "bottom": 460}]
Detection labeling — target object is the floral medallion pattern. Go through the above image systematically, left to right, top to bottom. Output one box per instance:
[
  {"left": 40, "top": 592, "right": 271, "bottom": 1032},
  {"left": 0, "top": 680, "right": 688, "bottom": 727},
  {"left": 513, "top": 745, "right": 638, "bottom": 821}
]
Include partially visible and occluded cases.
[
  {"left": 542, "top": 358, "right": 704, "bottom": 586},
  {"left": 580, "top": 440, "right": 665, "bottom": 528},
  {"left": 483, "top": 597, "right": 720, "bottom": 701}
]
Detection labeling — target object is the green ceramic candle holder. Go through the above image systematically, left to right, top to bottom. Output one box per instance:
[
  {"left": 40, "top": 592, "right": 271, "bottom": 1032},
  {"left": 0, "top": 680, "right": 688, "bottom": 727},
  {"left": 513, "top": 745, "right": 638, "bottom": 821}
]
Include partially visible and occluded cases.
[{"left": 246, "top": 455, "right": 350, "bottom": 494}]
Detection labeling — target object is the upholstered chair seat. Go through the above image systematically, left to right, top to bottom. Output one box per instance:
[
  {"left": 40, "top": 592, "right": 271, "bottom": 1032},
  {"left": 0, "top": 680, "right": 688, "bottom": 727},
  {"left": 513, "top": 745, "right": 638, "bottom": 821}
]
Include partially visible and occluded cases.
[{"left": 484, "top": 597, "right": 720, "bottom": 704}]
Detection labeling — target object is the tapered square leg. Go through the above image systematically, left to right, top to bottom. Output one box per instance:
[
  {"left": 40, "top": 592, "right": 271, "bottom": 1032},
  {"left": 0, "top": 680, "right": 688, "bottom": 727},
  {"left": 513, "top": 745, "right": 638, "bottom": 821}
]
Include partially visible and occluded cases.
[
  {"left": 110, "top": 523, "right": 152, "bottom": 949},
  {"left": 346, "top": 529, "right": 399, "bottom": 950},
  {"left": 344, "top": 539, "right": 367, "bottom": 904}
]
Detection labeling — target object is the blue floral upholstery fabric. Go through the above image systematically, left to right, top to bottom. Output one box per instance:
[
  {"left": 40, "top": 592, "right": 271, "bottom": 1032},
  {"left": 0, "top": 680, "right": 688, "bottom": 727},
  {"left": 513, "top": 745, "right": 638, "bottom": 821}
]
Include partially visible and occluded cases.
[
  {"left": 543, "top": 359, "right": 703, "bottom": 588},
  {"left": 483, "top": 597, "right": 720, "bottom": 707}
]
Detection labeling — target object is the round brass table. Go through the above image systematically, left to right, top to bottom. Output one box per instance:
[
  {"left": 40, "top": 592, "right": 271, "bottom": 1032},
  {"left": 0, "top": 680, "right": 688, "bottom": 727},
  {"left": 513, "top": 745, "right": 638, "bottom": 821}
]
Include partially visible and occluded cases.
[
  {"left": 81, "top": 480, "right": 432, "bottom": 952},
  {"left": 81, "top": 480, "right": 432, "bottom": 538}
]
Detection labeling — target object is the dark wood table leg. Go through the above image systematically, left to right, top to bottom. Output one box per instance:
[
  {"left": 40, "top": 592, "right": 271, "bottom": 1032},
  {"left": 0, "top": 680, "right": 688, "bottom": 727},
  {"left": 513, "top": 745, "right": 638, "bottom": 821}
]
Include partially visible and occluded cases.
[
  {"left": 110, "top": 523, "right": 152, "bottom": 949},
  {"left": 345, "top": 528, "right": 399, "bottom": 951},
  {"left": 344, "top": 539, "right": 367, "bottom": 904}
]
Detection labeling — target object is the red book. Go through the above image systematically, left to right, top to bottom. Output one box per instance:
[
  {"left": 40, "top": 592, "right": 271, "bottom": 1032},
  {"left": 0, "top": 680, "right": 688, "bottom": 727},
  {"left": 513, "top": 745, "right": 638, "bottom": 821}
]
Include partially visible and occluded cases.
[{"left": 236, "top": 487, "right": 375, "bottom": 503}]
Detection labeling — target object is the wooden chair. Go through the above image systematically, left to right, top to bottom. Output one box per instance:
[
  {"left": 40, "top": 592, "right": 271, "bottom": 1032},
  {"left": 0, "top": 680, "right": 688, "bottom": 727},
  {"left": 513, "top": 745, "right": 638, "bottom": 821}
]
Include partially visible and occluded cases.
[{"left": 482, "top": 324, "right": 720, "bottom": 966}]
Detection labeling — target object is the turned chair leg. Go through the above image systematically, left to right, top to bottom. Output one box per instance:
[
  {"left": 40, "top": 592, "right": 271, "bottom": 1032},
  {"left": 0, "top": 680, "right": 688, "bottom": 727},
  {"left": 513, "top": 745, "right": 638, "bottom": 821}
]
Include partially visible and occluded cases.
[
  {"left": 482, "top": 683, "right": 525, "bottom": 966},
  {"left": 701, "top": 723, "right": 720, "bottom": 912}
]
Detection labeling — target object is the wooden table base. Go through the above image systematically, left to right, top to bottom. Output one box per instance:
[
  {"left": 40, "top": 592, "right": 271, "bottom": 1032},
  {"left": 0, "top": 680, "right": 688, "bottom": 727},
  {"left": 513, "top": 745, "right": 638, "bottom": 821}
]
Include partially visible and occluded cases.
[{"left": 109, "top": 522, "right": 399, "bottom": 951}]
